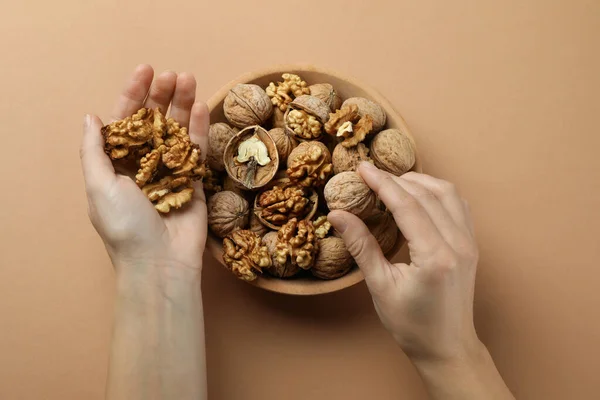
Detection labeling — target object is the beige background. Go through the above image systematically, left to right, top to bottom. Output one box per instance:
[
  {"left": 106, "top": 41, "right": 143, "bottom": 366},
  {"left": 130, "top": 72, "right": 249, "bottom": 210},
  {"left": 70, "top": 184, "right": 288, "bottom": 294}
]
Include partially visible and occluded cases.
[{"left": 1, "top": 0, "right": 599, "bottom": 399}]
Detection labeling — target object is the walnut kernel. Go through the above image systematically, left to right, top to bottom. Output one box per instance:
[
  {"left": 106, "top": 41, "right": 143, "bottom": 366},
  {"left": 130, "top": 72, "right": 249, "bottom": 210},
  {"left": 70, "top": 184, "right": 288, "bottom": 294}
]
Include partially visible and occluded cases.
[
  {"left": 266, "top": 73, "right": 310, "bottom": 112},
  {"left": 342, "top": 97, "right": 386, "bottom": 133},
  {"left": 286, "top": 141, "right": 333, "bottom": 188},
  {"left": 254, "top": 179, "right": 318, "bottom": 229},
  {"left": 313, "top": 216, "right": 332, "bottom": 239},
  {"left": 275, "top": 218, "right": 318, "bottom": 270},
  {"left": 223, "top": 230, "right": 272, "bottom": 281},
  {"left": 263, "top": 231, "right": 301, "bottom": 278}
]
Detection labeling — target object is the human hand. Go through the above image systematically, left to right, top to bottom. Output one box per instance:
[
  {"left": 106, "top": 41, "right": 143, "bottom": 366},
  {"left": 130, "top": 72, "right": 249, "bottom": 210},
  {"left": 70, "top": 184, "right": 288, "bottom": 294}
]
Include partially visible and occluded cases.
[
  {"left": 80, "top": 65, "right": 209, "bottom": 272},
  {"left": 328, "top": 163, "right": 482, "bottom": 363}
]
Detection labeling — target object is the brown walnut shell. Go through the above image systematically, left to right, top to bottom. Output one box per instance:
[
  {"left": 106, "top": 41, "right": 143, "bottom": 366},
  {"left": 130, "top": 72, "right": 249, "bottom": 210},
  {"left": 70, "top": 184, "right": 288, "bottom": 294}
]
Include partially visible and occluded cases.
[
  {"left": 308, "top": 83, "right": 343, "bottom": 112},
  {"left": 223, "top": 84, "right": 273, "bottom": 128},
  {"left": 284, "top": 95, "right": 330, "bottom": 140},
  {"left": 342, "top": 97, "right": 386, "bottom": 133},
  {"left": 271, "top": 108, "right": 286, "bottom": 129},
  {"left": 207, "top": 122, "right": 237, "bottom": 171},
  {"left": 224, "top": 125, "right": 279, "bottom": 190},
  {"left": 268, "top": 127, "right": 298, "bottom": 165},
  {"left": 370, "top": 129, "right": 416, "bottom": 176},
  {"left": 332, "top": 143, "right": 372, "bottom": 174},
  {"left": 324, "top": 171, "right": 379, "bottom": 220},
  {"left": 223, "top": 175, "right": 247, "bottom": 197},
  {"left": 253, "top": 178, "right": 319, "bottom": 230},
  {"left": 207, "top": 191, "right": 249, "bottom": 238},
  {"left": 249, "top": 210, "right": 270, "bottom": 237},
  {"left": 366, "top": 211, "right": 399, "bottom": 255},
  {"left": 262, "top": 231, "right": 301, "bottom": 278},
  {"left": 312, "top": 237, "right": 354, "bottom": 280}
]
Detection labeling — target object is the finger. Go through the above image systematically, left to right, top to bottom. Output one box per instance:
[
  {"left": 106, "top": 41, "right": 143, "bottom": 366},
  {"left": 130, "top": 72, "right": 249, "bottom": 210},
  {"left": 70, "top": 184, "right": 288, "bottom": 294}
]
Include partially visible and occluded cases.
[
  {"left": 111, "top": 64, "right": 154, "bottom": 121},
  {"left": 144, "top": 70, "right": 177, "bottom": 113},
  {"left": 168, "top": 73, "right": 196, "bottom": 127},
  {"left": 188, "top": 101, "right": 210, "bottom": 161},
  {"left": 80, "top": 114, "right": 115, "bottom": 194},
  {"left": 357, "top": 162, "right": 444, "bottom": 253},
  {"left": 399, "top": 172, "right": 470, "bottom": 232},
  {"left": 463, "top": 200, "right": 475, "bottom": 235},
  {"left": 328, "top": 210, "right": 392, "bottom": 289}
]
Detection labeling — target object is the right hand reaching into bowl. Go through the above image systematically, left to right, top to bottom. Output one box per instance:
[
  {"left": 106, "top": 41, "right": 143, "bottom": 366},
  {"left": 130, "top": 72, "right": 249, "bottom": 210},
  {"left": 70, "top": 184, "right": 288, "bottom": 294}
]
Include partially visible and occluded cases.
[{"left": 328, "top": 162, "right": 515, "bottom": 400}]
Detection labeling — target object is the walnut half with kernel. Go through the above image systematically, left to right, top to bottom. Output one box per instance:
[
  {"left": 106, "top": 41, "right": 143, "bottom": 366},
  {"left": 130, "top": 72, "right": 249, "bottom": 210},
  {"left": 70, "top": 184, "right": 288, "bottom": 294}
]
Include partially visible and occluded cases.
[{"left": 284, "top": 95, "right": 330, "bottom": 140}]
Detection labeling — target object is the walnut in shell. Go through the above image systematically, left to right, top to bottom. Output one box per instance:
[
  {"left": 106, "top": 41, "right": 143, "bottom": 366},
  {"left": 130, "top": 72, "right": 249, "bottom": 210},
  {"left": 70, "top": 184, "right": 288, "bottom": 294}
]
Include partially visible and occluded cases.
[
  {"left": 308, "top": 83, "right": 342, "bottom": 112},
  {"left": 224, "top": 84, "right": 273, "bottom": 128},
  {"left": 284, "top": 95, "right": 330, "bottom": 140},
  {"left": 342, "top": 97, "right": 386, "bottom": 133},
  {"left": 207, "top": 122, "right": 237, "bottom": 171},
  {"left": 224, "top": 125, "right": 279, "bottom": 190},
  {"left": 268, "top": 127, "right": 298, "bottom": 164},
  {"left": 370, "top": 129, "right": 416, "bottom": 176},
  {"left": 286, "top": 141, "right": 333, "bottom": 188},
  {"left": 332, "top": 143, "right": 372, "bottom": 174},
  {"left": 324, "top": 171, "right": 379, "bottom": 220},
  {"left": 222, "top": 175, "right": 247, "bottom": 197},
  {"left": 254, "top": 178, "right": 318, "bottom": 230},
  {"left": 207, "top": 191, "right": 249, "bottom": 238},
  {"left": 249, "top": 211, "right": 270, "bottom": 237},
  {"left": 366, "top": 211, "right": 399, "bottom": 255},
  {"left": 275, "top": 218, "right": 318, "bottom": 270},
  {"left": 223, "top": 230, "right": 271, "bottom": 281},
  {"left": 263, "top": 231, "right": 301, "bottom": 278},
  {"left": 312, "top": 237, "right": 354, "bottom": 279}
]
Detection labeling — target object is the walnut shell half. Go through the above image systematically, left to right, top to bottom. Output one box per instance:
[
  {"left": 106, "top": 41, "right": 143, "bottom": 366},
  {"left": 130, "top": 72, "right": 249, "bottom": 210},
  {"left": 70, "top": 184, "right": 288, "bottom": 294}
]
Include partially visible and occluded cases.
[
  {"left": 224, "top": 84, "right": 273, "bottom": 128},
  {"left": 284, "top": 95, "right": 331, "bottom": 140},
  {"left": 342, "top": 97, "right": 386, "bottom": 133},
  {"left": 224, "top": 125, "right": 279, "bottom": 190},
  {"left": 370, "top": 129, "right": 416, "bottom": 176},
  {"left": 324, "top": 171, "right": 378, "bottom": 220},
  {"left": 207, "top": 191, "right": 250, "bottom": 238},
  {"left": 312, "top": 237, "right": 354, "bottom": 280}
]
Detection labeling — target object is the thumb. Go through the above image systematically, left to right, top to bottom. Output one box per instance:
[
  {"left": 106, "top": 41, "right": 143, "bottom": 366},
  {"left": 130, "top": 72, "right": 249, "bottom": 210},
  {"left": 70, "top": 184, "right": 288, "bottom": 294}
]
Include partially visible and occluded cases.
[
  {"left": 80, "top": 114, "right": 115, "bottom": 194},
  {"left": 328, "top": 210, "right": 389, "bottom": 287}
]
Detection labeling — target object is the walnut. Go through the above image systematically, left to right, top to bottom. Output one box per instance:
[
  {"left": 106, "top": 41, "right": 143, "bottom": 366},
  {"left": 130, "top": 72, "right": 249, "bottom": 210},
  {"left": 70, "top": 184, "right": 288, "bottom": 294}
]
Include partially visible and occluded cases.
[
  {"left": 266, "top": 73, "right": 310, "bottom": 112},
  {"left": 308, "top": 83, "right": 342, "bottom": 112},
  {"left": 224, "top": 84, "right": 273, "bottom": 128},
  {"left": 284, "top": 95, "right": 330, "bottom": 140},
  {"left": 341, "top": 97, "right": 387, "bottom": 133},
  {"left": 324, "top": 104, "right": 375, "bottom": 147},
  {"left": 101, "top": 108, "right": 155, "bottom": 159},
  {"left": 271, "top": 108, "right": 286, "bottom": 129},
  {"left": 163, "top": 118, "right": 196, "bottom": 171},
  {"left": 207, "top": 123, "right": 237, "bottom": 172},
  {"left": 224, "top": 126, "right": 279, "bottom": 190},
  {"left": 268, "top": 127, "right": 297, "bottom": 164},
  {"left": 370, "top": 129, "right": 416, "bottom": 176},
  {"left": 286, "top": 141, "right": 333, "bottom": 188},
  {"left": 332, "top": 143, "right": 372, "bottom": 174},
  {"left": 135, "top": 148, "right": 162, "bottom": 187},
  {"left": 202, "top": 165, "right": 222, "bottom": 193},
  {"left": 324, "top": 171, "right": 379, "bottom": 220},
  {"left": 223, "top": 175, "right": 247, "bottom": 197},
  {"left": 141, "top": 176, "right": 194, "bottom": 213},
  {"left": 254, "top": 179, "right": 318, "bottom": 229},
  {"left": 207, "top": 191, "right": 249, "bottom": 238},
  {"left": 249, "top": 211, "right": 269, "bottom": 237},
  {"left": 366, "top": 211, "right": 399, "bottom": 255},
  {"left": 312, "top": 216, "right": 332, "bottom": 239},
  {"left": 275, "top": 218, "right": 318, "bottom": 270},
  {"left": 223, "top": 230, "right": 272, "bottom": 281},
  {"left": 262, "top": 231, "right": 301, "bottom": 278},
  {"left": 312, "top": 237, "right": 354, "bottom": 280}
]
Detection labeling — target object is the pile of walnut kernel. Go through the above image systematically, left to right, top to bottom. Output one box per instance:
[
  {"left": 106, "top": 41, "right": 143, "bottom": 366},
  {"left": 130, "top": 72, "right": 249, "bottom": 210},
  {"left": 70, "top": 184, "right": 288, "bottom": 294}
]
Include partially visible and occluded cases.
[{"left": 208, "top": 73, "right": 417, "bottom": 282}]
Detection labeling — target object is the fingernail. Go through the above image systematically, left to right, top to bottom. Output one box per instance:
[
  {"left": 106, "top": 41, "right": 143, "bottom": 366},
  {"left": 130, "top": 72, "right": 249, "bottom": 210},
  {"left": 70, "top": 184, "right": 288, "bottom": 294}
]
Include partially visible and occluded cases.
[
  {"left": 83, "top": 114, "right": 91, "bottom": 128},
  {"left": 359, "top": 161, "right": 376, "bottom": 172},
  {"left": 329, "top": 213, "right": 348, "bottom": 233}
]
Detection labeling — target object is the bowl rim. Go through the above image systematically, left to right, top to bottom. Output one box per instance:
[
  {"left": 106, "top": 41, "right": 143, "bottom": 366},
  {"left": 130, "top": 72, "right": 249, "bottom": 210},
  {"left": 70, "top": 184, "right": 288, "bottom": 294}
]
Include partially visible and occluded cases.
[{"left": 206, "top": 64, "right": 421, "bottom": 296}]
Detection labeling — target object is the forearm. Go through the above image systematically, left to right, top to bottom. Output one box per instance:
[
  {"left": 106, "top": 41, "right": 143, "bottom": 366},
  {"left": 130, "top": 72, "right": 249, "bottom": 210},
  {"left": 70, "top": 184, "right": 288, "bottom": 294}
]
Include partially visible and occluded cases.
[
  {"left": 106, "top": 264, "right": 207, "bottom": 400},
  {"left": 412, "top": 342, "right": 514, "bottom": 400}
]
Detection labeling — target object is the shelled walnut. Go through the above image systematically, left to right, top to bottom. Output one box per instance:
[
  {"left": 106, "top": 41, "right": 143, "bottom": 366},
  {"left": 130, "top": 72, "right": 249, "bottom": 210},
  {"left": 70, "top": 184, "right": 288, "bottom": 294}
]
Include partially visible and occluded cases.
[
  {"left": 266, "top": 73, "right": 310, "bottom": 112},
  {"left": 308, "top": 83, "right": 342, "bottom": 112},
  {"left": 224, "top": 84, "right": 273, "bottom": 128},
  {"left": 284, "top": 95, "right": 330, "bottom": 140},
  {"left": 342, "top": 97, "right": 386, "bottom": 133},
  {"left": 324, "top": 104, "right": 374, "bottom": 148},
  {"left": 102, "top": 107, "right": 155, "bottom": 159},
  {"left": 207, "top": 122, "right": 237, "bottom": 171},
  {"left": 224, "top": 126, "right": 279, "bottom": 190},
  {"left": 268, "top": 127, "right": 297, "bottom": 164},
  {"left": 370, "top": 128, "right": 416, "bottom": 176},
  {"left": 286, "top": 141, "right": 333, "bottom": 188},
  {"left": 332, "top": 143, "right": 372, "bottom": 174},
  {"left": 135, "top": 148, "right": 162, "bottom": 187},
  {"left": 202, "top": 165, "right": 222, "bottom": 193},
  {"left": 324, "top": 171, "right": 379, "bottom": 220},
  {"left": 141, "top": 176, "right": 194, "bottom": 213},
  {"left": 254, "top": 179, "right": 318, "bottom": 229},
  {"left": 207, "top": 191, "right": 249, "bottom": 238},
  {"left": 366, "top": 211, "right": 399, "bottom": 255},
  {"left": 312, "top": 216, "right": 332, "bottom": 239},
  {"left": 275, "top": 218, "right": 318, "bottom": 270},
  {"left": 223, "top": 230, "right": 271, "bottom": 281},
  {"left": 262, "top": 231, "right": 301, "bottom": 278},
  {"left": 312, "top": 237, "right": 354, "bottom": 279}
]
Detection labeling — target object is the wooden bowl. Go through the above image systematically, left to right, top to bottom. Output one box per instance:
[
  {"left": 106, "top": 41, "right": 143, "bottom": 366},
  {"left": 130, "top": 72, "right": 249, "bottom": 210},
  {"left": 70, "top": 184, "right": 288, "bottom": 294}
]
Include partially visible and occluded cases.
[{"left": 206, "top": 65, "right": 422, "bottom": 295}]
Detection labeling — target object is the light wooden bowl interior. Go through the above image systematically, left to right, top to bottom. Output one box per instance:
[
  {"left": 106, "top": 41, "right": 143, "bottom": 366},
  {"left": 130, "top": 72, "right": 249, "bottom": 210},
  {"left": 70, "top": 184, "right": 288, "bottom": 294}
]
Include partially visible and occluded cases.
[{"left": 206, "top": 65, "right": 421, "bottom": 295}]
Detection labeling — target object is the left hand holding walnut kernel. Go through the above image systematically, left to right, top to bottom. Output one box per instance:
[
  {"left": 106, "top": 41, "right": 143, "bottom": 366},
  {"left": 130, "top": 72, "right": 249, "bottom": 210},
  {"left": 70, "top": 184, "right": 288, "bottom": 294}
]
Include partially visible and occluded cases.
[{"left": 80, "top": 65, "right": 209, "bottom": 270}]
